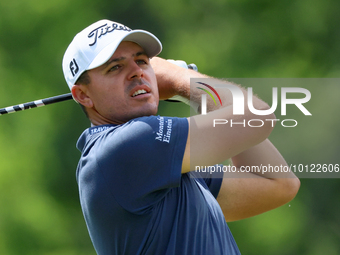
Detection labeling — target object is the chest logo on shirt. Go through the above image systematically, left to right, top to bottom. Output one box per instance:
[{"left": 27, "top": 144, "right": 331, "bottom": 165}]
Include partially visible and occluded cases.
[{"left": 155, "top": 117, "right": 172, "bottom": 143}]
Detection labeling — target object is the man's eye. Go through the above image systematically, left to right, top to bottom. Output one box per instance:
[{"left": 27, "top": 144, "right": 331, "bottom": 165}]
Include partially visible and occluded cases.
[
  {"left": 136, "top": 59, "right": 147, "bottom": 65},
  {"left": 108, "top": 65, "right": 121, "bottom": 72}
]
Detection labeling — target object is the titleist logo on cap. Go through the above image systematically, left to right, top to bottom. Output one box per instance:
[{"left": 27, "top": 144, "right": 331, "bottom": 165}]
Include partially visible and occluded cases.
[{"left": 88, "top": 22, "right": 132, "bottom": 46}]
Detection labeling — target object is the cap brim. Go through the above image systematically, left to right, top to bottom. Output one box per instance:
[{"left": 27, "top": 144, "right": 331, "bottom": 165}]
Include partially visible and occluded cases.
[{"left": 88, "top": 30, "right": 162, "bottom": 70}]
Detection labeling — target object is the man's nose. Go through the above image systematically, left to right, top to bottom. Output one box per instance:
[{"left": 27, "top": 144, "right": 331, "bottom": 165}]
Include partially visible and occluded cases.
[{"left": 127, "top": 61, "right": 144, "bottom": 80}]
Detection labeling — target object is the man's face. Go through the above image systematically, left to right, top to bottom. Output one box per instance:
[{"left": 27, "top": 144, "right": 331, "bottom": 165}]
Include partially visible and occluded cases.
[{"left": 83, "top": 41, "right": 159, "bottom": 125}]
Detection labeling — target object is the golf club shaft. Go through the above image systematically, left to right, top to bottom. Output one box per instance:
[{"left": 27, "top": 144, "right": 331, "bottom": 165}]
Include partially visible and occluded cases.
[{"left": 0, "top": 93, "right": 73, "bottom": 116}]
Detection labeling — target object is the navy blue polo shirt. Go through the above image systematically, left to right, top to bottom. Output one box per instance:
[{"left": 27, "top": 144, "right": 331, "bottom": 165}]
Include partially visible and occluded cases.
[{"left": 76, "top": 115, "right": 240, "bottom": 255}]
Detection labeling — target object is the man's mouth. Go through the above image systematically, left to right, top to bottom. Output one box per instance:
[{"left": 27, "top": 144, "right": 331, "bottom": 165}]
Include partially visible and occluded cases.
[
  {"left": 129, "top": 83, "right": 152, "bottom": 98},
  {"left": 132, "top": 89, "right": 148, "bottom": 97}
]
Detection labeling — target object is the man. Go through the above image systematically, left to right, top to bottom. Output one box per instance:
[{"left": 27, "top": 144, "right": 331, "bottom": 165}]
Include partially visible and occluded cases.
[{"left": 62, "top": 19, "right": 300, "bottom": 255}]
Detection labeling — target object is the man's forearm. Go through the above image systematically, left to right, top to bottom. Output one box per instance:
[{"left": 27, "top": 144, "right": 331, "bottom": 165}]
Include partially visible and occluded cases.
[
  {"left": 152, "top": 56, "right": 270, "bottom": 116},
  {"left": 173, "top": 74, "right": 271, "bottom": 118}
]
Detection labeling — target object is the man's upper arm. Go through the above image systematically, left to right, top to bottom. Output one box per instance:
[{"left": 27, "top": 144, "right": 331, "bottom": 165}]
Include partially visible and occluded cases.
[
  {"left": 216, "top": 139, "right": 300, "bottom": 222},
  {"left": 216, "top": 173, "right": 299, "bottom": 222}
]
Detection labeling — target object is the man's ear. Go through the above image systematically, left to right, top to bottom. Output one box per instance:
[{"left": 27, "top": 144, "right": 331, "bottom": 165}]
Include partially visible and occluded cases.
[{"left": 71, "top": 85, "right": 93, "bottom": 108}]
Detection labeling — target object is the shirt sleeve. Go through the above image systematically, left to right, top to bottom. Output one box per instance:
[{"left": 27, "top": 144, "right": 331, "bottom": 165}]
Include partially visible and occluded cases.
[{"left": 95, "top": 116, "right": 188, "bottom": 214}]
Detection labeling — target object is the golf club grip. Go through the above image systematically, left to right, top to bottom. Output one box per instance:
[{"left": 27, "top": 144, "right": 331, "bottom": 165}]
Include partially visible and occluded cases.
[
  {"left": 187, "top": 63, "right": 198, "bottom": 71},
  {"left": 42, "top": 93, "right": 73, "bottom": 105}
]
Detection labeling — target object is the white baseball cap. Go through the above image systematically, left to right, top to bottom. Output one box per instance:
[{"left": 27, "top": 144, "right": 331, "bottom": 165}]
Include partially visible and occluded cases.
[{"left": 62, "top": 19, "right": 162, "bottom": 90}]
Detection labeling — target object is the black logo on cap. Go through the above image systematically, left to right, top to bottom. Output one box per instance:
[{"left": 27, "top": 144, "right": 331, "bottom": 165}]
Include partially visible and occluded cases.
[
  {"left": 88, "top": 22, "right": 132, "bottom": 46},
  {"left": 70, "top": 58, "right": 79, "bottom": 77}
]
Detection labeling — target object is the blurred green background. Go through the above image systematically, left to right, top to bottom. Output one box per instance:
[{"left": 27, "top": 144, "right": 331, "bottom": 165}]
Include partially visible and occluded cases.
[{"left": 0, "top": 0, "right": 339, "bottom": 254}]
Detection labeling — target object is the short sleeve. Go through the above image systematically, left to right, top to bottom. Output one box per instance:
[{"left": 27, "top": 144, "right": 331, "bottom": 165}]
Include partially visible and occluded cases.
[{"left": 95, "top": 116, "right": 188, "bottom": 214}]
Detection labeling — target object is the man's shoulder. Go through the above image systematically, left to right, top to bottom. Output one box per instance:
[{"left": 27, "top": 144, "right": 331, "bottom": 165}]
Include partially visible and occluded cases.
[{"left": 76, "top": 115, "right": 188, "bottom": 152}]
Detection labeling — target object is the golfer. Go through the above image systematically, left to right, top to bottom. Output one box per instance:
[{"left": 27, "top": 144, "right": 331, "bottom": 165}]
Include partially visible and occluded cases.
[{"left": 62, "top": 19, "right": 300, "bottom": 255}]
